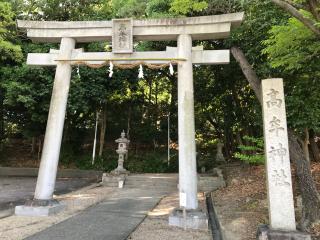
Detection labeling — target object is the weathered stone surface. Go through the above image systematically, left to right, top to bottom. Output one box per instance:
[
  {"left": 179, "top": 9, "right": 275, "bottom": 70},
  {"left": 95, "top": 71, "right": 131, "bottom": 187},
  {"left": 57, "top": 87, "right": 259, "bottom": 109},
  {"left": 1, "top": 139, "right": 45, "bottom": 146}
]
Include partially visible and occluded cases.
[
  {"left": 17, "top": 13, "right": 244, "bottom": 42},
  {"left": 112, "top": 19, "right": 133, "bottom": 53},
  {"left": 177, "top": 34, "right": 198, "bottom": 210},
  {"left": 34, "top": 38, "right": 76, "bottom": 201},
  {"left": 26, "top": 49, "right": 230, "bottom": 67},
  {"left": 262, "top": 78, "right": 296, "bottom": 231},
  {"left": 112, "top": 131, "right": 130, "bottom": 174},
  {"left": 215, "top": 142, "right": 226, "bottom": 163},
  {"left": 102, "top": 173, "right": 127, "bottom": 188},
  {"left": 198, "top": 173, "right": 226, "bottom": 192},
  {"left": 15, "top": 202, "right": 65, "bottom": 216},
  {"left": 169, "top": 208, "right": 208, "bottom": 230},
  {"left": 257, "top": 225, "right": 311, "bottom": 240},
  {"left": 267, "top": 231, "right": 311, "bottom": 240}
]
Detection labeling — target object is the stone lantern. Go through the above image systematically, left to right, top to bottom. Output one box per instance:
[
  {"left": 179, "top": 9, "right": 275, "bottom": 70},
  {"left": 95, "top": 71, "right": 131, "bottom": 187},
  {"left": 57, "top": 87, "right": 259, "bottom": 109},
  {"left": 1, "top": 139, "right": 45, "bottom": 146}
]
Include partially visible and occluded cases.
[{"left": 112, "top": 130, "right": 130, "bottom": 174}]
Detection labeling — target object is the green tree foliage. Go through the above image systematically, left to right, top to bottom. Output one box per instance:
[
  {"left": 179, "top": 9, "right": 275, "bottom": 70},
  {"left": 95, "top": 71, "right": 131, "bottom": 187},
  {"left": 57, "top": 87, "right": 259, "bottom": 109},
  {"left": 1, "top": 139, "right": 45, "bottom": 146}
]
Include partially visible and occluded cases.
[
  {"left": 12, "top": 0, "right": 107, "bottom": 21},
  {"left": 110, "top": 0, "right": 148, "bottom": 18},
  {"left": 170, "top": 0, "right": 207, "bottom": 15},
  {"left": 0, "top": 1, "right": 22, "bottom": 63},
  {"left": 0, "top": 1, "right": 23, "bottom": 145},
  {"left": 263, "top": 16, "right": 320, "bottom": 133},
  {"left": 263, "top": 17, "right": 320, "bottom": 72},
  {"left": 234, "top": 135, "right": 265, "bottom": 164}
]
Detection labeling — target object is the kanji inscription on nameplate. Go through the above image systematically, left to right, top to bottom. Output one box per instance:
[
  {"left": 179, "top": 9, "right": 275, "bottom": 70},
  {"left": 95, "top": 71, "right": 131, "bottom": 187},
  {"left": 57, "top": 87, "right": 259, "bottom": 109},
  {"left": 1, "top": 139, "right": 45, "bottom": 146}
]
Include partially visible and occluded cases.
[{"left": 112, "top": 19, "right": 133, "bottom": 53}]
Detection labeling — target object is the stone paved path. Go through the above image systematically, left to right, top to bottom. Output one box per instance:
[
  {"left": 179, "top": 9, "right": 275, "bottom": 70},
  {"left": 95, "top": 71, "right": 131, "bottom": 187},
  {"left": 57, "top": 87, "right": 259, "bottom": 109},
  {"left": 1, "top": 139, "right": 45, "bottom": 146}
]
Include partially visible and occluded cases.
[{"left": 25, "top": 174, "right": 178, "bottom": 240}]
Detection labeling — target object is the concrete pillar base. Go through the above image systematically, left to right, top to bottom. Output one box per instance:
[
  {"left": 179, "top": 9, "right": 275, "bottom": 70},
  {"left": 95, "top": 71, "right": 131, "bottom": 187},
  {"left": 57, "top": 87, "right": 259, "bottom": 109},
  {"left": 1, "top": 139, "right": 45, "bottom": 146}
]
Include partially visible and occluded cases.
[
  {"left": 15, "top": 199, "right": 65, "bottom": 217},
  {"left": 168, "top": 208, "right": 208, "bottom": 230},
  {"left": 257, "top": 225, "right": 311, "bottom": 240}
]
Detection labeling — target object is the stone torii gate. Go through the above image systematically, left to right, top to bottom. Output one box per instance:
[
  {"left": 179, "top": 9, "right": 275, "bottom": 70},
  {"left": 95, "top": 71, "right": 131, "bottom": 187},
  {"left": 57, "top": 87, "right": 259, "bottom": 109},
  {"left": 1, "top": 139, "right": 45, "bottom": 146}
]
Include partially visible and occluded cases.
[{"left": 15, "top": 13, "right": 244, "bottom": 226}]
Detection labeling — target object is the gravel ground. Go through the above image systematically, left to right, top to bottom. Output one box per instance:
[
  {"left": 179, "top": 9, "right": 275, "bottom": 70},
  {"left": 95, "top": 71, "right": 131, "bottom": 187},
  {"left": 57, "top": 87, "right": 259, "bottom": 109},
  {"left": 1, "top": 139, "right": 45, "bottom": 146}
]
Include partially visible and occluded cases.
[
  {"left": 0, "top": 183, "right": 115, "bottom": 240},
  {"left": 128, "top": 192, "right": 212, "bottom": 240}
]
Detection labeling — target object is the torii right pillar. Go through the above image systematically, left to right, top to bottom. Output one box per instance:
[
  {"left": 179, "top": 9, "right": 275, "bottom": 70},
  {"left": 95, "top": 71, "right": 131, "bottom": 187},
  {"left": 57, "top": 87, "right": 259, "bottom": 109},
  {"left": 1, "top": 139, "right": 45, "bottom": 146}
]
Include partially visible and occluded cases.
[{"left": 169, "top": 34, "right": 208, "bottom": 230}]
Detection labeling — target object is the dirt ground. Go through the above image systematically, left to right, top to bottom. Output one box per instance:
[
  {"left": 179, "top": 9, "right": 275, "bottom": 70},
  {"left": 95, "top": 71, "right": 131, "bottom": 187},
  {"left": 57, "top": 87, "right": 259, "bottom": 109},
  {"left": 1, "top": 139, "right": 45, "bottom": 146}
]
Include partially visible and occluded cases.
[{"left": 212, "top": 162, "right": 320, "bottom": 239}]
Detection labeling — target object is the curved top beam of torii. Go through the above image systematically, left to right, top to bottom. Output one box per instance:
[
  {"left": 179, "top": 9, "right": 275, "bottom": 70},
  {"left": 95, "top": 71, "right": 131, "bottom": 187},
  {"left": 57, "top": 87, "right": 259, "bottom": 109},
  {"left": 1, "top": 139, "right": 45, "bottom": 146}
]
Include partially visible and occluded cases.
[{"left": 17, "top": 12, "right": 244, "bottom": 43}]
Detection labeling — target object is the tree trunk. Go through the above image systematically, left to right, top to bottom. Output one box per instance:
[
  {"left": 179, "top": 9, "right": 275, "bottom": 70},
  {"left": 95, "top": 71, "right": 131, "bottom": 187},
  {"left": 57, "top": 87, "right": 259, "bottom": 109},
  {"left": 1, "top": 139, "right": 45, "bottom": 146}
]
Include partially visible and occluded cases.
[
  {"left": 308, "top": 0, "right": 320, "bottom": 21},
  {"left": 231, "top": 46, "right": 320, "bottom": 229},
  {"left": 231, "top": 48, "right": 262, "bottom": 103},
  {"left": 148, "top": 79, "right": 152, "bottom": 104},
  {"left": 0, "top": 87, "right": 4, "bottom": 150},
  {"left": 98, "top": 105, "right": 107, "bottom": 157},
  {"left": 126, "top": 105, "right": 131, "bottom": 161},
  {"left": 127, "top": 105, "right": 131, "bottom": 140},
  {"left": 92, "top": 111, "right": 99, "bottom": 164},
  {"left": 302, "top": 128, "right": 310, "bottom": 163},
  {"left": 288, "top": 129, "right": 320, "bottom": 229},
  {"left": 309, "top": 129, "right": 320, "bottom": 162},
  {"left": 236, "top": 131, "right": 245, "bottom": 154},
  {"left": 37, "top": 136, "right": 42, "bottom": 163},
  {"left": 31, "top": 137, "right": 36, "bottom": 154}
]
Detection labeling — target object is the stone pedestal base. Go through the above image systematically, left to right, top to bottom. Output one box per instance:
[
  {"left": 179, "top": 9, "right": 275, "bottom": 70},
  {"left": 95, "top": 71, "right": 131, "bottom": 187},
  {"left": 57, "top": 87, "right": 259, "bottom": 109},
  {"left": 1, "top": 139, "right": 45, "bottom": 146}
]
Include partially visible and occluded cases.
[
  {"left": 111, "top": 168, "right": 130, "bottom": 175},
  {"left": 102, "top": 173, "right": 127, "bottom": 188},
  {"left": 15, "top": 199, "right": 65, "bottom": 217},
  {"left": 169, "top": 208, "right": 208, "bottom": 230},
  {"left": 257, "top": 225, "right": 311, "bottom": 240}
]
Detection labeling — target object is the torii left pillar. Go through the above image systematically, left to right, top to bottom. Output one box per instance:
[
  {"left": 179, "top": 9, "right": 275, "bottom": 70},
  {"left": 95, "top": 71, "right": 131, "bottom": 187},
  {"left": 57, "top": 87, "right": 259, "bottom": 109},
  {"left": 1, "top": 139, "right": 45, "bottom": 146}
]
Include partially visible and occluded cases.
[{"left": 15, "top": 37, "right": 75, "bottom": 216}]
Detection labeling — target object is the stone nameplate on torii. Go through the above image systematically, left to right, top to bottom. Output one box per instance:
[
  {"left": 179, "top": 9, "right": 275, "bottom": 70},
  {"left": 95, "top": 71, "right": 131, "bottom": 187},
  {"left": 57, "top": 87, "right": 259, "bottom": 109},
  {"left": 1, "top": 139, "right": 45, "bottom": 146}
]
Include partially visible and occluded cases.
[{"left": 112, "top": 19, "right": 133, "bottom": 53}]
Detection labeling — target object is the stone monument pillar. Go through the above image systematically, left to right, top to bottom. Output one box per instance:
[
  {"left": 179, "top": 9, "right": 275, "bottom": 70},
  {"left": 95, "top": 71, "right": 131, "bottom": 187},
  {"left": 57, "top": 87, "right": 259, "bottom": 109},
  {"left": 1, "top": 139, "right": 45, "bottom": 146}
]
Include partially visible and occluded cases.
[
  {"left": 257, "top": 78, "right": 310, "bottom": 239},
  {"left": 112, "top": 130, "right": 130, "bottom": 174},
  {"left": 215, "top": 142, "right": 226, "bottom": 163}
]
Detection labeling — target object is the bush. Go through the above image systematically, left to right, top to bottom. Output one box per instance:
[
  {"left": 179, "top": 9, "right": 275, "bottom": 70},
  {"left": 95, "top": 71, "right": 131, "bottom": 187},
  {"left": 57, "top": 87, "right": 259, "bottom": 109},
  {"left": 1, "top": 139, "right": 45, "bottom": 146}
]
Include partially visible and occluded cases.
[
  {"left": 234, "top": 135, "right": 265, "bottom": 165},
  {"left": 73, "top": 148, "right": 179, "bottom": 173},
  {"left": 75, "top": 150, "right": 118, "bottom": 171},
  {"left": 126, "top": 150, "right": 178, "bottom": 173}
]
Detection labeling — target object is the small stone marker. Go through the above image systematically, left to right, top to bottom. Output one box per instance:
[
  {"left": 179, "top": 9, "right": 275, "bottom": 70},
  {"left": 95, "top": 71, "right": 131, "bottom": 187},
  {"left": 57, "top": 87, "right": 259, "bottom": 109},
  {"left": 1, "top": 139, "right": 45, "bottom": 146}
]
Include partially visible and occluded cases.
[
  {"left": 262, "top": 78, "right": 296, "bottom": 231},
  {"left": 215, "top": 142, "right": 226, "bottom": 163}
]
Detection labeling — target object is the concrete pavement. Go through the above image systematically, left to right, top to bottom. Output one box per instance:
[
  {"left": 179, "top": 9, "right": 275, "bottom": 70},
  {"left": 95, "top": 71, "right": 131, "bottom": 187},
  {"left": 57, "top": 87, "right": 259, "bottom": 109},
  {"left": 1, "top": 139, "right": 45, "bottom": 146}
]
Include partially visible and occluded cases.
[
  {"left": 24, "top": 175, "right": 178, "bottom": 240},
  {"left": 0, "top": 177, "right": 95, "bottom": 212}
]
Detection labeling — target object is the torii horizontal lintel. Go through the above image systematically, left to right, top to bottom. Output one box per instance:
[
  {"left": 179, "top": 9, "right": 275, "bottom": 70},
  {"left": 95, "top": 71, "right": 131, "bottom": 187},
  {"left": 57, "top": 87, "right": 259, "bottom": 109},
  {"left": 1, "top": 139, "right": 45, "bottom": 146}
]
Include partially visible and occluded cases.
[
  {"left": 17, "top": 13, "right": 244, "bottom": 43},
  {"left": 27, "top": 48, "right": 230, "bottom": 66}
]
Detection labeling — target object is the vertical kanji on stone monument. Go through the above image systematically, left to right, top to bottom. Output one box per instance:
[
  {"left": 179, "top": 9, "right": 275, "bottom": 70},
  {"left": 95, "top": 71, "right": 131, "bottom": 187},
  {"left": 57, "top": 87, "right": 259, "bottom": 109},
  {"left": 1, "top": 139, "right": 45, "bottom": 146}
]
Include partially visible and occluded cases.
[{"left": 262, "top": 78, "right": 296, "bottom": 231}]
